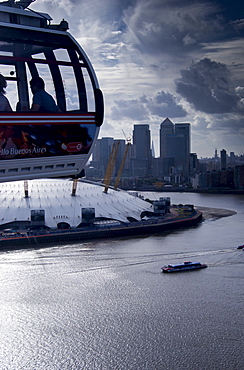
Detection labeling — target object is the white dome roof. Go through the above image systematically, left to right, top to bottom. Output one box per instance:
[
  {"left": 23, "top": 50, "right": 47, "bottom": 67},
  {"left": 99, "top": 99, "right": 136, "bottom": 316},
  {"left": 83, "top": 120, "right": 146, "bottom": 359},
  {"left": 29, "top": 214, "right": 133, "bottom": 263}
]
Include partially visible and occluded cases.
[{"left": 0, "top": 179, "right": 153, "bottom": 228}]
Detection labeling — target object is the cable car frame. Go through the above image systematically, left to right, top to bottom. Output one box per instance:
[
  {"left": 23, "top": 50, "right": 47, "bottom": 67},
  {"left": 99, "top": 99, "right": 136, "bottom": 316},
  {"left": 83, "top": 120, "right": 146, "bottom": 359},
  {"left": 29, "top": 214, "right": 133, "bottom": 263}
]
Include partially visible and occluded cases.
[{"left": 0, "top": 1, "right": 104, "bottom": 182}]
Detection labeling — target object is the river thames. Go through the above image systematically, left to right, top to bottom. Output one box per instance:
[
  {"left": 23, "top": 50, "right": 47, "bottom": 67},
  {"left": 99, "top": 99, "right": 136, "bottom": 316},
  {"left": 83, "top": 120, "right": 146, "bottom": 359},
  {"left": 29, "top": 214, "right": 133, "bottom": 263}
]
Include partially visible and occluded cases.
[{"left": 0, "top": 192, "right": 243, "bottom": 369}]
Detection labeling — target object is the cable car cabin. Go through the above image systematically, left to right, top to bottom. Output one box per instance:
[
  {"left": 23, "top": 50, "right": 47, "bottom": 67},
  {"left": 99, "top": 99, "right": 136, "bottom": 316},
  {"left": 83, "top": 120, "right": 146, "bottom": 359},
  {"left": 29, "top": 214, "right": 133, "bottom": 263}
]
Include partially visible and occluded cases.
[{"left": 0, "top": 1, "right": 104, "bottom": 182}]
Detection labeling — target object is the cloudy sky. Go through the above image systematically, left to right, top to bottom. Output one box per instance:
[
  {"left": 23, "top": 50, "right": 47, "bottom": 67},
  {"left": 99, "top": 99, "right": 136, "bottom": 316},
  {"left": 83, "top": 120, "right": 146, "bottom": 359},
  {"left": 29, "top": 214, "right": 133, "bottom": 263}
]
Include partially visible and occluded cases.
[{"left": 32, "top": 0, "right": 244, "bottom": 158}]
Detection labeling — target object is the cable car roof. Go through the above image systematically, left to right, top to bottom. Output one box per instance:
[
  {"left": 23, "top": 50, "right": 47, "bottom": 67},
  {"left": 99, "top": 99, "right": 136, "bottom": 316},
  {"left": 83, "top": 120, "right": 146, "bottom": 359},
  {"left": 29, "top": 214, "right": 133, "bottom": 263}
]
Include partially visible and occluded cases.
[
  {"left": 0, "top": 1, "right": 68, "bottom": 31},
  {"left": 0, "top": 4, "right": 47, "bottom": 18}
]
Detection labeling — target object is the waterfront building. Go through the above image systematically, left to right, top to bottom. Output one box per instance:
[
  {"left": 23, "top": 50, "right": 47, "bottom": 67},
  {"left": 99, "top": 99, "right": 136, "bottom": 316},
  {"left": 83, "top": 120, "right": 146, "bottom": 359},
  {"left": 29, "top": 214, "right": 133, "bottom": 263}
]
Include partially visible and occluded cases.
[
  {"left": 221, "top": 149, "right": 227, "bottom": 170},
  {"left": 229, "top": 152, "right": 236, "bottom": 167},
  {"left": 189, "top": 153, "right": 199, "bottom": 177},
  {"left": 206, "top": 158, "right": 220, "bottom": 171},
  {"left": 234, "top": 165, "right": 244, "bottom": 190},
  {"left": 220, "top": 168, "right": 234, "bottom": 188}
]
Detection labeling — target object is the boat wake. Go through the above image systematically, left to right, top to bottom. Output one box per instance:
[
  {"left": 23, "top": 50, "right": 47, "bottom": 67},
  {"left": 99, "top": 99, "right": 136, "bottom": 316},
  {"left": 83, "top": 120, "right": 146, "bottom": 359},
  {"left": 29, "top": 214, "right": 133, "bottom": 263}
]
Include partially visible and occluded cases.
[{"left": 64, "top": 247, "right": 241, "bottom": 274}]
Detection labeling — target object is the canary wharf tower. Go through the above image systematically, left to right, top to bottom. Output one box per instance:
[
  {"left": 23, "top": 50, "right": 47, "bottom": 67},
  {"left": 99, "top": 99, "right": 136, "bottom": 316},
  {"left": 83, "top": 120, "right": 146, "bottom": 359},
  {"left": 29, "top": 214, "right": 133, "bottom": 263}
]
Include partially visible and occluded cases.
[
  {"left": 160, "top": 118, "right": 174, "bottom": 158},
  {"left": 160, "top": 119, "right": 190, "bottom": 182},
  {"left": 132, "top": 124, "right": 152, "bottom": 177}
]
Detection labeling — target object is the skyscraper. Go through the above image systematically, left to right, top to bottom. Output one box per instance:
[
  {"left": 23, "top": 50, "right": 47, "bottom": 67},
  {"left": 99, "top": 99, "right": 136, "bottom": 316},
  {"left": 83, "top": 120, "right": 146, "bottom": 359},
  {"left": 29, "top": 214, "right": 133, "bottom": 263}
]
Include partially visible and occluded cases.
[
  {"left": 159, "top": 118, "right": 174, "bottom": 158},
  {"left": 159, "top": 120, "right": 190, "bottom": 182},
  {"left": 175, "top": 123, "right": 190, "bottom": 178},
  {"left": 175, "top": 123, "right": 190, "bottom": 155},
  {"left": 132, "top": 124, "right": 152, "bottom": 177},
  {"left": 133, "top": 124, "right": 151, "bottom": 159},
  {"left": 166, "top": 134, "right": 187, "bottom": 177},
  {"left": 93, "top": 137, "right": 114, "bottom": 174},
  {"left": 220, "top": 149, "right": 227, "bottom": 170}
]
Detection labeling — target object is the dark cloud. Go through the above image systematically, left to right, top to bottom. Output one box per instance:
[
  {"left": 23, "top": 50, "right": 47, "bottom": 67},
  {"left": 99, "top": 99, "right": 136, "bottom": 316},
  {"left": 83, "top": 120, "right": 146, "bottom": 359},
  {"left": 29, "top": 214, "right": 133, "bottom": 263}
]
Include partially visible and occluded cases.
[
  {"left": 123, "top": 0, "right": 243, "bottom": 58},
  {"left": 175, "top": 58, "right": 243, "bottom": 114},
  {"left": 111, "top": 91, "right": 186, "bottom": 120},
  {"left": 141, "top": 91, "right": 187, "bottom": 117},
  {"left": 193, "top": 113, "right": 244, "bottom": 133},
  {"left": 212, "top": 115, "right": 244, "bottom": 132}
]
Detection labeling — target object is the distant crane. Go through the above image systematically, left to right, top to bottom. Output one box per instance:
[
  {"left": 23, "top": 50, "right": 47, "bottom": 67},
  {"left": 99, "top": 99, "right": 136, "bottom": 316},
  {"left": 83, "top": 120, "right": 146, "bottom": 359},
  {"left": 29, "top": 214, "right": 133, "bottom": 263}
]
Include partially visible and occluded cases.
[
  {"left": 122, "top": 129, "right": 132, "bottom": 144},
  {"left": 103, "top": 141, "right": 120, "bottom": 193}
]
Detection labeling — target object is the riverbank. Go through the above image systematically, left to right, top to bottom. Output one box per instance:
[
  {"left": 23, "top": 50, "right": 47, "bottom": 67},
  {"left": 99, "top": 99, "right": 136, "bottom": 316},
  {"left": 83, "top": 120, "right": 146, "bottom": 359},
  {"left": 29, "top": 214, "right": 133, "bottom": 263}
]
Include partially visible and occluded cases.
[
  {"left": 122, "top": 187, "right": 244, "bottom": 195},
  {"left": 196, "top": 206, "right": 236, "bottom": 220}
]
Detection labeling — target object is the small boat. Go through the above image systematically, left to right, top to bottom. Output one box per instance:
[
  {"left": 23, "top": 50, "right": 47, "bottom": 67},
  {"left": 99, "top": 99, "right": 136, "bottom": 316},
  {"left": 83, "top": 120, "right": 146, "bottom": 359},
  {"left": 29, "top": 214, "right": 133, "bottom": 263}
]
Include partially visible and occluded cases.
[
  {"left": 237, "top": 245, "right": 244, "bottom": 249},
  {"left": 161, "top": 261, "right": 208, "bottom": 273}
]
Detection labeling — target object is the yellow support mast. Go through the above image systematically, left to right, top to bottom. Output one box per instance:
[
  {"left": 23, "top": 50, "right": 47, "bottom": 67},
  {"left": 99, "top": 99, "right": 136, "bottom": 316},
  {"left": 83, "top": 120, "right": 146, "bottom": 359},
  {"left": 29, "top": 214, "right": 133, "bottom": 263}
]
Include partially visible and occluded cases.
[
  {"left": 103, "top": 141, "right": 120, "bottom": 193},
  {"left": 114, "top": 142, "right": 130, "bottom": 190},
  {"left": 71, "top": 178, "right": 79, "bottom": 196},
  {"left": 24, "top": 180, "right": 29, "bottom": 198}
]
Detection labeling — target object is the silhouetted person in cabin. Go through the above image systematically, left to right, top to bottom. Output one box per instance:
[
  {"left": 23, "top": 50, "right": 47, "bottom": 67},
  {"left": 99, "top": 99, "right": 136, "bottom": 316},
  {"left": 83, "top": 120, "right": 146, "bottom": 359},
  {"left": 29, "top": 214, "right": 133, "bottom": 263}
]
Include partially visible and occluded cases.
[
  {"left": 0, "top": 74, "right": 12, "bottom": 112},
  {"left": 30, "top": 77, "right": 61, "bottom": 113}
]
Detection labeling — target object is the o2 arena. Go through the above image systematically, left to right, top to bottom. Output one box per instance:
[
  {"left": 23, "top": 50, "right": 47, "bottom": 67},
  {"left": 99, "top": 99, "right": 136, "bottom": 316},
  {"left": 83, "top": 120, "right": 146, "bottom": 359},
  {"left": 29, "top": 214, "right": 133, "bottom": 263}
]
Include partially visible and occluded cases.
[
  {"left": 0, "top": 177, "right": 202, "bottom": 247},
  {"left": 0, "top": 178, "right": 154, "bottom": 230}
]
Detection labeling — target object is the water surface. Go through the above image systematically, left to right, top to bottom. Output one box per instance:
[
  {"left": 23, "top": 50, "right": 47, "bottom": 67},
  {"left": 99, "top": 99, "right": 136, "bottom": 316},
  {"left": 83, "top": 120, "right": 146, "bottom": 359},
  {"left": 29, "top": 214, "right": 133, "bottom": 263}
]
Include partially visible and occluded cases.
[{"left": 0, "top": 193, "right": 243, "bottom": 369}]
